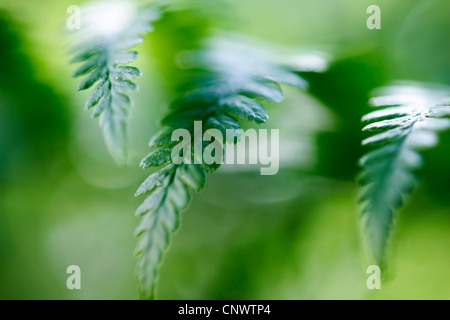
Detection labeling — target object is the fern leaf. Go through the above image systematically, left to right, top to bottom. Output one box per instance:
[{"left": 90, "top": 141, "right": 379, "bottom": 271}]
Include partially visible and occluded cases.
[
  {"left": 70, "top": 1, "right": 163, "bottom": 162},
  {"left": 135, "top": 35, "right": 327, "bottom": 299},
  {"left": 359, "top": 82, "right": 450, "bottom": 265},
  {"left": 135, "top": 163, "right": 206, "bottom": 300}
]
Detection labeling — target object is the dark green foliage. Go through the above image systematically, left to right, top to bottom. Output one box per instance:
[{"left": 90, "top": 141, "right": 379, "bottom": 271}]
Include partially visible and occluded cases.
[
  {"left": 70, "top": 3, "right": 163, "bottom": 162},
  {"left": 0, "top": 11, "right": 69, "bottom": 180},
  {"left": 301, "top": 53, "right": 388, "bottom": 180},
  {"left": 359, "top": 82, "right": 450, "bottom": 265}
]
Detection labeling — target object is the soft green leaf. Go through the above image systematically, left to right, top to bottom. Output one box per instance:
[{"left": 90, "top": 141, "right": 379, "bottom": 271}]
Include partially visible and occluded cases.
[
  {"left": 70, "top": 2, "right": 163, "bottom": 162},
  {"left": 111, "top": 51, "right": 138, "bottom": 64},
  {"left": 73, "top": 55, "right": 104, "bottom": 77},
  {"left": 112, "top": 66, "right": 142, "bottom": 81},
  {"left": 77, "top": 68, "right": 103, "bottom": 91},
  {"left": 112, "top": 79, "right": 138, "bottom": 93},
  {"left": 85, "top": 80, "right": 108, "bottom": 109},
  {"left": 240, "top": 81, "right": 284, "bottom": 102},
  {"left": 359, "top": 83, "right": 450, "bottom": 265},
  {"left": 218, "top": 95, "right": 268, "bottom": 123},
  {"left": 362, "top": 106, "right": 412, "bottom": 122},
  {"left": 205, "top": 114, "right": 242, "bottom": 141},
  {"left": 149, "top": 128, "right": 176, "bottom": 148},
  {"left": 140, "top": 148, "right": 173, "bottom": 168},
  {"left": 135, "top": 164, "right": 206, "bottom": 300},
  {"left": 135, "top": 164, "right": 175, "bottom": 197},
  {"left": 177, "top": 164, "right": 206, "bottom": 192}
]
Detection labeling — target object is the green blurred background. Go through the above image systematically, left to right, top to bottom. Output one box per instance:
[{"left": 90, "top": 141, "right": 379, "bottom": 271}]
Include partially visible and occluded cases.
[{"left": 0, "top": 0, "right": 449, "bottom": 299}]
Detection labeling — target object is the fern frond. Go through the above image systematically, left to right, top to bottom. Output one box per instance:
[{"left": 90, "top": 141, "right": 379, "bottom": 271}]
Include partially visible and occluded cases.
[
  {"left": 70, "top": 1, "right": 164, "bottom": 162},
  {"left": 135, "top": 35, "right": 327, "bottom": 299},
  {"left": 359, "top": 82, "right": 450, "bottom": 265},
  {"left": 134, "top": 163, "right": 206, "bottom": 300}
]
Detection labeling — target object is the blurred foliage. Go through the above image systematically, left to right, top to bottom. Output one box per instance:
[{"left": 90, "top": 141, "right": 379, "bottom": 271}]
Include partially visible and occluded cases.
[
  {"left": 0, "top": 0, "right": 449, "bottom": 300},
  {"left": 69, "top": 3, "right": 164, "bottom": 163},
  {"left": 0, "top": 11, "right": 70, "bottom": 181},
  {"left": 303, "top": 52, "right": 388, "bottom": 180}
]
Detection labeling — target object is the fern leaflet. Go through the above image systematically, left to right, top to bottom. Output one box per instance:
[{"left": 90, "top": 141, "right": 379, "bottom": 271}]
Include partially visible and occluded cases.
[
  {"left": 70, "top": 1, "right": 164, "bottom": 162},
  {"left": 134, "top": 35, "right": 326, "bottom": 299},
  {"left": 359, "top": 82, "right": 450, "bottom": 265},
  {"left": 134, "top": 163, "right": 205, "bottom": 300}
]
